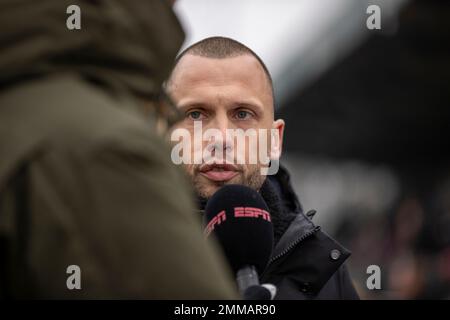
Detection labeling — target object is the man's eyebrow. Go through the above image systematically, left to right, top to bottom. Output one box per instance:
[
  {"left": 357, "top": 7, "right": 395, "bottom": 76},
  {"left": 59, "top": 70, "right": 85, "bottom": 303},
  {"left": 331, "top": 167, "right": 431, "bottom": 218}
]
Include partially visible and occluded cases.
[
  {"left": 176, "top": 100, "right": 266, "bottom": 114},
  {"left": 176, "top": 102, "right": 211, "bottom": 111},
  {"left": 234, "top": 102, "right": 264, "bottom": 113}
]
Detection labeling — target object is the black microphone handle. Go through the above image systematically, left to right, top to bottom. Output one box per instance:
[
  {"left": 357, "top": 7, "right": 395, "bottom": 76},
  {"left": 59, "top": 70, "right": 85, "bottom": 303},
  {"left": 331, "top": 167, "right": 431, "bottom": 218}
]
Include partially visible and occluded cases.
[{"left": 236, "top": 265, "right": 260, "bottom": 295}]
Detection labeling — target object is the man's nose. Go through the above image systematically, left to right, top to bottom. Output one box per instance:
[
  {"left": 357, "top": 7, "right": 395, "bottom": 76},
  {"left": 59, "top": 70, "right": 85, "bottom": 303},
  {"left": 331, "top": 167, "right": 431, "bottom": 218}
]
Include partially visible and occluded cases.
[
  {"left": 210, "top": 111, "right": 235, "bottom": 136},
  {"left": 205, "top": 113, "right": 234, "bottom": 158}
]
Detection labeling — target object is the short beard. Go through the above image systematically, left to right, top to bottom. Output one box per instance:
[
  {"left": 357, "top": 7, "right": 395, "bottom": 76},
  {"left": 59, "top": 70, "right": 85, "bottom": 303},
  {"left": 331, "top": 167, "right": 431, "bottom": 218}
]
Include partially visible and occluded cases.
[{"left": 193, "top": 164, "right": 266, "bottom": 200}]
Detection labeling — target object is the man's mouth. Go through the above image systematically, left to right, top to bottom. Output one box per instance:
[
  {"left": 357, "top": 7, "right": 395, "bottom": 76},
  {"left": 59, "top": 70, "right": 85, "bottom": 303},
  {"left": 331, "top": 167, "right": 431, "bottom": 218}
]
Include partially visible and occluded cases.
[{"left": 199, "top": 164, "right": 240, "bottom": 182}]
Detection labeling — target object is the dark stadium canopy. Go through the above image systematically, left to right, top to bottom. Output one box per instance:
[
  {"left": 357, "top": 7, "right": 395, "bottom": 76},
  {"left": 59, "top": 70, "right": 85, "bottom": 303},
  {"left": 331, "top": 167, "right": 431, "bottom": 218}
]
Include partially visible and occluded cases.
[{"left": 278, "top": 0, "right": 450, "bottom": 168}]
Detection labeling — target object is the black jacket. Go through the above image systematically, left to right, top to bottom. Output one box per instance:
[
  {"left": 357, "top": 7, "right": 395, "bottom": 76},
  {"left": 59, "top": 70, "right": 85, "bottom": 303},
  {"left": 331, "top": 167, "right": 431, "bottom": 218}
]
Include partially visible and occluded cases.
[{"left": 259, "top": 165, "right": 359, "bottom": 300}]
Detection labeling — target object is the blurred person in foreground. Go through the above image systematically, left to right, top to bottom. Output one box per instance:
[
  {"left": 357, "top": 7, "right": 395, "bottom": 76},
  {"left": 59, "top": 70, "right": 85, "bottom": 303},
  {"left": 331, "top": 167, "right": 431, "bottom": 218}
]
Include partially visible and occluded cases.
[
  {"left": 0, "top": 0, "right": 237, "bottom": 299},
  {"left": 167, "top": 37, "right": 359, "bottom": 299}
]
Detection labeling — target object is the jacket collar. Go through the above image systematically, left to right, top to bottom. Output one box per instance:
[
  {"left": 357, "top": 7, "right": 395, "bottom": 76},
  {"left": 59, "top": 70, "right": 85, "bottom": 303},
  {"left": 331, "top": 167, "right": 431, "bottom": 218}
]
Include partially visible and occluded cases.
[
  {"left": 260, "top": 164, "right": 317, "bottom": 248},
  {"left": 263, "top": 164, "right": 303, "bottom": 214},
  {"left": 260, "top": 165, "right": 352, "bottom": 295}
]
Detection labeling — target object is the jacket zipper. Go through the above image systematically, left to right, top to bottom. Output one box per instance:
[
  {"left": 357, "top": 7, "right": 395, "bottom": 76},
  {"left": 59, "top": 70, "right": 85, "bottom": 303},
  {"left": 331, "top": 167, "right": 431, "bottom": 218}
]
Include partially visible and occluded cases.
[{"left": 267, "top": 225, "right": 321, "bottom": 265}]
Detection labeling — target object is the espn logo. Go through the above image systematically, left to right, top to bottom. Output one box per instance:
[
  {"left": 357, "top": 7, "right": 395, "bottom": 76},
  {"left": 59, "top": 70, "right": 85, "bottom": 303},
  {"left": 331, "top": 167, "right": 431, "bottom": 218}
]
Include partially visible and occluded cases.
[
  {"left": 204, "top": 207, "right": 271, "bottom": 236},
  {"left": 234, "top": 207, "right": 271, "bottom": 222},
  {"left": 204, "top": 210, "right": 226, "bottom": 236}
]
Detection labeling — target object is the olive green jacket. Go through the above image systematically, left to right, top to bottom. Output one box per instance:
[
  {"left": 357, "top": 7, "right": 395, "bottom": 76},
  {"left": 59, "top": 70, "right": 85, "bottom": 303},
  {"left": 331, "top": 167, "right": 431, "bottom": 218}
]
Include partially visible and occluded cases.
[{"left": 0, "top": 0, "right": 237, "bottom": 299}]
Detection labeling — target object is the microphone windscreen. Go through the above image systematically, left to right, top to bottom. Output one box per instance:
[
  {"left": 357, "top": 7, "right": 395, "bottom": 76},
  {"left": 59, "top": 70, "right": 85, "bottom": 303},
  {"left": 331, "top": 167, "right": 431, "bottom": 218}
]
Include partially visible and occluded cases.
[{"left": 204, "top": 184, "right": 273, "bottom": 275}]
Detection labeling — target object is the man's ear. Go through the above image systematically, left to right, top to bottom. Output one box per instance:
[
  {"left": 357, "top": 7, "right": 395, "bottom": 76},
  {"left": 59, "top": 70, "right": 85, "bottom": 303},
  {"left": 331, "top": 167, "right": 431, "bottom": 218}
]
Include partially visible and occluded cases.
[{"left": 270, "top": 119, "right": 285, "bottom": 159}]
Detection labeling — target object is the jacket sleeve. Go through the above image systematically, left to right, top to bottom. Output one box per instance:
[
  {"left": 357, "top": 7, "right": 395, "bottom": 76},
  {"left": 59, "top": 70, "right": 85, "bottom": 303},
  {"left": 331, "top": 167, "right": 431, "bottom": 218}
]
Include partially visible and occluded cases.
[
  {"left": 13, "top": 126, "right": 238, "bottom": 299},
  {"left": 337, "top": 264, "right": 360, "bottom": 300}
]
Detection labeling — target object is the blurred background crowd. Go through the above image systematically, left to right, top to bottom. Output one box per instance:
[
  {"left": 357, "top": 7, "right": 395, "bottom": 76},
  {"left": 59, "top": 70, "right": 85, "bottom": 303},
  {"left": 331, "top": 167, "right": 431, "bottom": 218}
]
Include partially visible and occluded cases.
[{"left": 174, "top": 0, "right": 450, "bottom": 299}]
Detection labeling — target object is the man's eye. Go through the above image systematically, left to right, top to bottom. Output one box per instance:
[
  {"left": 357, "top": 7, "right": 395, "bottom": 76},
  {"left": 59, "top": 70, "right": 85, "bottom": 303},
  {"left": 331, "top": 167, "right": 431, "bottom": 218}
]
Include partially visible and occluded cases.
[
  {"left": 235, "top": 110, "right": 252, "bottom": 120},
  {"left": 187, "top": 111, "right": 203, "bottom": 120}
]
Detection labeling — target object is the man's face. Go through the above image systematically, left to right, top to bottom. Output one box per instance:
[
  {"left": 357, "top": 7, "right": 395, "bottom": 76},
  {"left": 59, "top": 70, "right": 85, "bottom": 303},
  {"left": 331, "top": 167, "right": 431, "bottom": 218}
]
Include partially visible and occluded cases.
[{"left": 168, "top": 54, "right": 284, "bottom": 199}]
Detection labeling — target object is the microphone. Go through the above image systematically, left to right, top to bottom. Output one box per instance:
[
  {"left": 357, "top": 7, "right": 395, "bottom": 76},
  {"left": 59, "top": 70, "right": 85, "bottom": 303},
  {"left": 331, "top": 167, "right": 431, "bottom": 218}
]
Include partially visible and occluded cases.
[
  {"left": 203, "top": 184, "right": 274, "bottom": 298},
  {"left": 243, "top": 284, "right": 277, "bottom": 300}
]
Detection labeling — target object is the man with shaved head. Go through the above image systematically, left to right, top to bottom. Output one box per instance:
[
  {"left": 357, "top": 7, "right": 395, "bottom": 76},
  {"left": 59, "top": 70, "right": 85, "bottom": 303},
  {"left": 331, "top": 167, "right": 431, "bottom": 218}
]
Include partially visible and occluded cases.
[
  {"left": 167, "top": 37, "right": 359, "bottom": 299},
  {"left": 167, "top": 37, "right": 281, "bottom": 200}
]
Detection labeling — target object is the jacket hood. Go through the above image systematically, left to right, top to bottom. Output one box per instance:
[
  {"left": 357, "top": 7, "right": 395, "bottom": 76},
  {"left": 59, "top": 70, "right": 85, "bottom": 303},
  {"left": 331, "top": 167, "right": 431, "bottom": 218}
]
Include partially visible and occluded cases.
[{"left": 0, "top": 0, "right": 184, "bottom": 99}]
